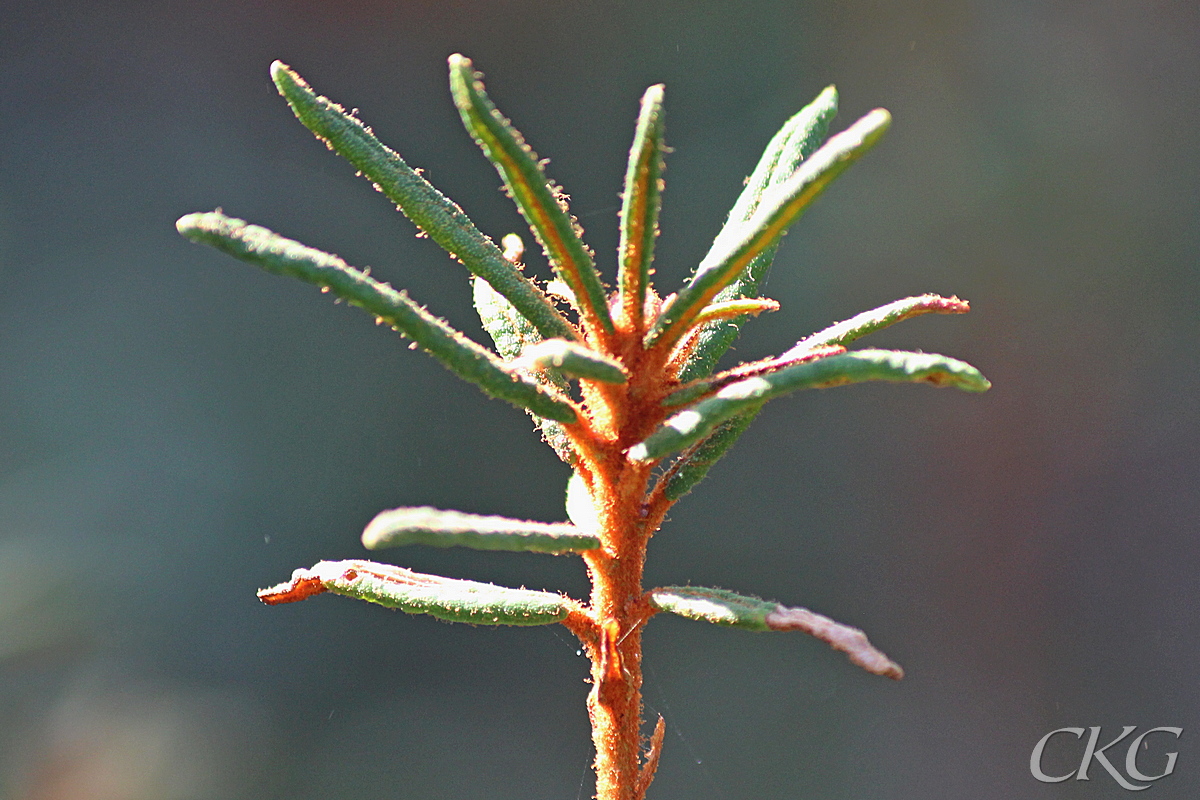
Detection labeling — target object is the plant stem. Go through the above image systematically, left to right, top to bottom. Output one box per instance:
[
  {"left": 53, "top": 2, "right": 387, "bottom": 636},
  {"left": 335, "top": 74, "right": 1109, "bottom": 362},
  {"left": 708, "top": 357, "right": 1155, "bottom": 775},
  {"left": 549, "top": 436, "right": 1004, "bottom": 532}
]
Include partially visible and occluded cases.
[
  {"left": 196, "top": 62, "right": 993, "bottom": 800},
  {"left": 564, "top": 323, "right": 679, "bottom": 800},
  {"left": 582, "top": 465, "right": 660, "bottom": 800},
  {"left": 585, "top": 546, "right": 647, "bottom": 800}
]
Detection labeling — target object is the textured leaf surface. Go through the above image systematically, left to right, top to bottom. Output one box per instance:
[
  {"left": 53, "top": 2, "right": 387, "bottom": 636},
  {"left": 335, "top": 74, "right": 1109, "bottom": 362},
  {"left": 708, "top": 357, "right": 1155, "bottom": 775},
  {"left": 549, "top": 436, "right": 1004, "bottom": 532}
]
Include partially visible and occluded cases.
[
  {"left": 449, "top": 54, "right": 614, "bottom": 335},
  {"left": 270, "top": 61, "right": 575, "bottom": 342},
  {"left": 617, "top": 84, "right": 667, "bottom": 331},
  {"left": 648, "top": 107, "right": 891, "bottom": 352},
  {"left": 177, "top": 212, "right": 577, "bottom": 423},
  {"left": 473, "top": 274, "right": 542, "bottom": 359},
  {"left": 473, "top": 277, "right": 577, "bottom": 463},
  {"left": 513, "top": 339, "right": 628, "bottom": 384},
  {"left": 632, "top": 349, "right": 990, "bottom": 462},
  {"left": 362, "top": 507, "right": 600, "bottom": 553},
  {"left": 258, "top": 560, "right": 571, "bottom": 625}
]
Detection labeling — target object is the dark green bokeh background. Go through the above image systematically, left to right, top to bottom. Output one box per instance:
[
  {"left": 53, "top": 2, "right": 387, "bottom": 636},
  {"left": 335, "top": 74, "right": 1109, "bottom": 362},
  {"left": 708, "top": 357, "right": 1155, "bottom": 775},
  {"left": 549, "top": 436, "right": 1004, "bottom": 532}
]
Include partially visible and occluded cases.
[{"left": 2, "top": 1, "right": 1198, "bottom": 798}]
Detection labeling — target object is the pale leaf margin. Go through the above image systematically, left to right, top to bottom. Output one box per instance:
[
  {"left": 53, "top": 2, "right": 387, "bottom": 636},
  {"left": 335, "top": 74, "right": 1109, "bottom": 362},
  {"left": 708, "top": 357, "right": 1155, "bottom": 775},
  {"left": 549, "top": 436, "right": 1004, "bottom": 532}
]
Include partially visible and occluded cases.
[
  {"left": 449, "top": 54, "right": 614, "bottom": 336},
  {"left": 362, "top": 506, "right": 601, "bottom": 554}
]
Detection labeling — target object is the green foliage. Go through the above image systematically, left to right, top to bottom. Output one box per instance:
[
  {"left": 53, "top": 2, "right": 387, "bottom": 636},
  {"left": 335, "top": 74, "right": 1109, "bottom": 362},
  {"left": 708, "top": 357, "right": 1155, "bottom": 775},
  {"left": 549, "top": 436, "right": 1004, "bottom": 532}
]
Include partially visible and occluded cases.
[
  {"left": 449, "top": 55, "right": 614, "bottom": 335},
  {"left": 180, "top": 56, "right": 988, "bottom": 800},
  {"left": 270, "top": 61, "right": 575, "bottom": 342},
  {"left": 617, "top": 84, "right": 667, "bottom": 331},
  {"left": 677, "top": 85, "right": 838, "bottom": 383},
  {"left": 645, "top": 108, "right": 892, "bottom": 352},
  {"left": 176, "top": 211, "right": 577, "bottom": 423},
  {"left": 513, "top": 339, "right": 629, "bottom": 384},
  {"left": 634, "top": 349, "right": 990, "bottom": 462},
  {"left": 362, "top": 506, "right": 600, "bottom": 554},
  {"left": 258, "top": 560, "right": 570, "bottom": 625},
  {"left": 650, "top": 586, "right": 903, "bottom": 679}
]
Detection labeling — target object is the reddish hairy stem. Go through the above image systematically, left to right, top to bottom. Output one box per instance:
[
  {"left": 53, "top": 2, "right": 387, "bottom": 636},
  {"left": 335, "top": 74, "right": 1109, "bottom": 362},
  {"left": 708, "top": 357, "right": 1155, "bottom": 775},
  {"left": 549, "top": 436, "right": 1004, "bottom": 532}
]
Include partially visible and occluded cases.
[{"left": 562, "top": 324, "right": 676, "bottom": 800}]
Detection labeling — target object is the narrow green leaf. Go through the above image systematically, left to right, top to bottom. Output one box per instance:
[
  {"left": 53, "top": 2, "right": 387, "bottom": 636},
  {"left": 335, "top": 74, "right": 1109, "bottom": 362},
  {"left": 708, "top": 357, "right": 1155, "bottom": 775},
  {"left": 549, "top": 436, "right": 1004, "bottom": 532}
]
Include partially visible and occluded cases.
[
  {"left": 448, "top": 54, "right": 614, "bottom": 336},
  {"left": 270, "top": 61, "right": 575, "bottom": 343},
  {"left": 617, "top": 84, "right": 666, "bottom": 332},
  {"left": 678, "top": 86, "right": 839, "bottom": 382},
  {"left": 723, "top": 86, "right": 841, "bottom": 234},
  {"left": 657, "top": 91, "right": 847, "bottom": 486},
  {"left": 647, "top": 108, "right": 891, "bottom": 352},
  {"left": 177, "top": 211, "right": 577, "bottom": 424},
  {"left": 473, "top": 276, "right": 577, "bottom": 463},
  {"left": 785, "top": 294, "right": 971, "bottom": 354},
  {"left": 662, "top": 295, "right": 969, "bottom": 499},
  {"left": 684, "top": 297, "right": 780, "bottom": 331},
  {"left": 514, "top": 340, "right": 628, "bottom": 384},
  {"left": 663, "top": 343, "right": 846, "bottom": 409},
  {"left": 630, "top": 349, "right": 990, "bottom": 462},
  {"left": 659, "top": 410, "right": 759, "bottom": 501},
  {"left": 532, "top": 418, "right": 577, "bottom": 464},
  {"left": 362, "top": 507, "right": 600, "bottom": 554},
  {"left": 258, "top": 560, "right": 570, "bottom": 625},
  {"left": 650, "top": 585, "right": 776, "bottom": 628},
  {"left": 649, "top": 586, "right": 903, "bottom": 679}
]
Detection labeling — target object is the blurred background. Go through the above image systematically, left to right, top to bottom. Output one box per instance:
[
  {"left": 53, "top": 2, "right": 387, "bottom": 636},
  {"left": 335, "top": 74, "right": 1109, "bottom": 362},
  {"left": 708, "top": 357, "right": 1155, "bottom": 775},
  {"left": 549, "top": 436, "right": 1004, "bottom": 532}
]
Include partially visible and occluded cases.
[{"left": 1, "top": 1, "right": 1197, "bottom": 798}]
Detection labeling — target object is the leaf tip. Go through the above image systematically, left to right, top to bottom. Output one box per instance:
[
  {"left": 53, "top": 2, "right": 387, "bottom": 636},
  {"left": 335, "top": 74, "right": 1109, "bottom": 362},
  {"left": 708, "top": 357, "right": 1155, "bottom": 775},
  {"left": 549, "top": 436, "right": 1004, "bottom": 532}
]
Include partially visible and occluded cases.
[
  {"left": 269, "top": 59, "right": 299, "bottom": 90},
  {"left": 817, "top": 84, "right": 839, "bottom": 105},
  {"left": 864, "top": 107, "right": 892, "bottom": 133},
  {"left": 175, "top": 212, "right": 201, "bottom": 236},
  {"left": 359, "top": 527, "right": 384, "bottom": 551},
  {"left": 257, "top": 568, "right": 327, "bottom": 605},
  {"left": 765, "top": 604, "right": 905, "bottom": 680}
]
